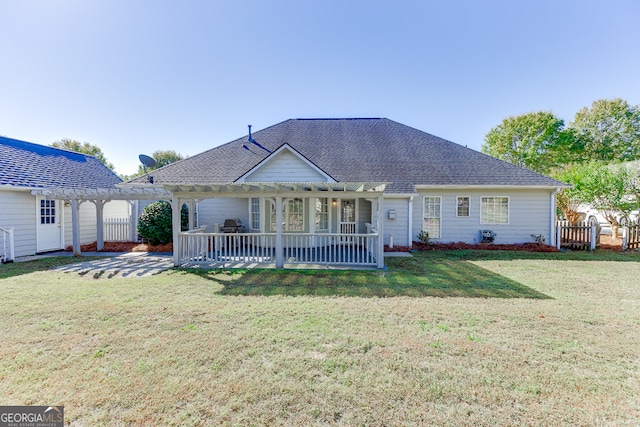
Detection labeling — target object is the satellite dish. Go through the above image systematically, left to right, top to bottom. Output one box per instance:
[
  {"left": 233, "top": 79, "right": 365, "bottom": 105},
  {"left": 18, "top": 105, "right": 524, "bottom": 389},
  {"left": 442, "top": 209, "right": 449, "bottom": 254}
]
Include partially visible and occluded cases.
[
  {"left": 138, "top": 154, "right": 156, "bottom": 184},
  {"left": 139, "top": 154, "right": 156, "bottom": 168}
]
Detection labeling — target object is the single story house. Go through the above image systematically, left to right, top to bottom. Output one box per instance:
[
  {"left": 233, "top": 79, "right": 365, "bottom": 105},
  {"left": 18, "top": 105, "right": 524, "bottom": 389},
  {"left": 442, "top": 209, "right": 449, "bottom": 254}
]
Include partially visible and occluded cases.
[
  {"left": 125, "top": 118, "right": 568, "bottom": 268},
  {"left": 0, "top": 136, "right": 132, "bottom": 258}
]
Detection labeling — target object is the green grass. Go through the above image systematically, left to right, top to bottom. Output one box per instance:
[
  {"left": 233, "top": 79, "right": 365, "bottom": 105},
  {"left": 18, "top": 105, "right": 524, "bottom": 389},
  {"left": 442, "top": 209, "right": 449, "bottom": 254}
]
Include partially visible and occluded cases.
[{"left": 1, "top": 250, "right": 639, "bottom": 425}]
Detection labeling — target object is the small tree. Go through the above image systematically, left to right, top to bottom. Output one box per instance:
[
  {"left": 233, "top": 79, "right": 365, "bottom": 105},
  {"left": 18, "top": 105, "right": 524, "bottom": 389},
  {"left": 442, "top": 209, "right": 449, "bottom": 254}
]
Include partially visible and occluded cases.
[
  {"left": 51, "top": 138, "right": 116, "bottom": 171},
  {"left": 570, "top": 162, "right": 634, "bottom": 238},
  {"left": 552, "top": 165, "right": 587, "bottom": 223},
  {"left": 137, "top": 201, "right": 188, "bottom": 245}
]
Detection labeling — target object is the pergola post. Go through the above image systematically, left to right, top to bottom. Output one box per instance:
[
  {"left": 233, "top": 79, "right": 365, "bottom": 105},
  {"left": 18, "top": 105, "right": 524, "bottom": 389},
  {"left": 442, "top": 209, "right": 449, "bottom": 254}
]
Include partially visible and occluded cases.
[
  {"left": 172, "top": 197, "right": 182, "bottom": 266},
  {"left": 70, "top": 199, "right": 82, "bottom": 256},
  {"left": 93, "top": 200, "right": 108, "bottom": 251}
]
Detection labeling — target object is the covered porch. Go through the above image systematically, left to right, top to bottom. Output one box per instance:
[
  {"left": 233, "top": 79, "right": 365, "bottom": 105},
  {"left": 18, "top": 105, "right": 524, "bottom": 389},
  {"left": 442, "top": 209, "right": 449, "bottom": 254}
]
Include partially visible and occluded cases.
[{"left": 167, "top": 181, "right": 387, "bottom": 269}]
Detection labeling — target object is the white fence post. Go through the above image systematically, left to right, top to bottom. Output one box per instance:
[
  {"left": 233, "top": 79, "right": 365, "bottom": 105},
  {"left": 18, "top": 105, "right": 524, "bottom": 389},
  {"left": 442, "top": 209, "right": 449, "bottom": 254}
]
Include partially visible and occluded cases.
[
  {"left": 0, "top": 227, "right": 15, "bottom": 263},
  {"left": 621, "top": 227, "right": 628, "bottom": 252}
]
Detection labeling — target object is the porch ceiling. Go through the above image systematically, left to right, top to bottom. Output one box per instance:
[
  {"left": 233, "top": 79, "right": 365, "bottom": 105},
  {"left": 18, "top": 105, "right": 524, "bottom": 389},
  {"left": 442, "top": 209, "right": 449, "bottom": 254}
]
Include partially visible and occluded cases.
[{"left": 163, "top": 181, "right": 388, "bottom": 195}]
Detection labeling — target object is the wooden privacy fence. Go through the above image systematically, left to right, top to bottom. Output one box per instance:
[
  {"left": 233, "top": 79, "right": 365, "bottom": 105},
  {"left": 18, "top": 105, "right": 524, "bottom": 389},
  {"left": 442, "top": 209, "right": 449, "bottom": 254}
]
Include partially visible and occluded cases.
[
  {"left": 103, "top": 218, "right": 131, "bottom": 242},
  {"left": 556, "top": 221, "right": 596, "bottom": 251},
  {"left": 622, "top": 221, "right": 640, "bottom": 251}
]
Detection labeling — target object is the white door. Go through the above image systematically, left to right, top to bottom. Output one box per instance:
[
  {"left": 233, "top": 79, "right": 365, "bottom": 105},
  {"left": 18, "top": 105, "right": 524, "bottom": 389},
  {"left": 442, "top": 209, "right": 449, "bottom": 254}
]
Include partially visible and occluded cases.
[
  {"left": 37, "top": 198, "right": 63, "bottom": 252},
  {"left": 339, "top": 199, "right": 357, "bottom": 242}
]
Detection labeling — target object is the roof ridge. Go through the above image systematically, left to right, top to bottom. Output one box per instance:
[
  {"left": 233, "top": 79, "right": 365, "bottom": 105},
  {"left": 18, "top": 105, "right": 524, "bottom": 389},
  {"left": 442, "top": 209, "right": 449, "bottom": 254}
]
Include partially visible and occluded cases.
[{"left": 294, "top": 117, "right": 384, "bottom": 121}]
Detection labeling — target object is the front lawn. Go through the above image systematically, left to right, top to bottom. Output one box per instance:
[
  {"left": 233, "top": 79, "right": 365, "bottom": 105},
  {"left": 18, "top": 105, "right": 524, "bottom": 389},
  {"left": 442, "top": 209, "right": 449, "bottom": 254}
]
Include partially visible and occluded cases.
[{"left": 0, "top": 251, "right": 638, "bottom": 425}]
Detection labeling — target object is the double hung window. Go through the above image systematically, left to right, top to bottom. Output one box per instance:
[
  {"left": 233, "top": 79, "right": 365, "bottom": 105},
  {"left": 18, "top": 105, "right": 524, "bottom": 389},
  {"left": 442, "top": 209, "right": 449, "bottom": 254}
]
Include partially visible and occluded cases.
[{"left": 423, "top": 197, "right": 441, "bottom": 238}]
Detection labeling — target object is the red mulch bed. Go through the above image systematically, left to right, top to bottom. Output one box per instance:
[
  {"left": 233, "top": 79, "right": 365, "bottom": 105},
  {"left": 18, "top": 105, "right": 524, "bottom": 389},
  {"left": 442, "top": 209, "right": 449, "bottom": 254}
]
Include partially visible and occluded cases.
[
  {"left": 385, "top": 235, "right": 625, "bottom": 253},
  {"left": 65, "top": 242, "right": 173, "bottom": 253},
  {"left": 385, "top": 242, "right": 560, "bottom": 253}
]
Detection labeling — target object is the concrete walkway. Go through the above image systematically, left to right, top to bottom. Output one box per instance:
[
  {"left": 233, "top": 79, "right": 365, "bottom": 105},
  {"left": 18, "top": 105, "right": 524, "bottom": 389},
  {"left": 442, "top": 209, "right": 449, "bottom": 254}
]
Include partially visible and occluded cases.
[{"left": 16, "top": 251, "right": 174, "bottom": 279}]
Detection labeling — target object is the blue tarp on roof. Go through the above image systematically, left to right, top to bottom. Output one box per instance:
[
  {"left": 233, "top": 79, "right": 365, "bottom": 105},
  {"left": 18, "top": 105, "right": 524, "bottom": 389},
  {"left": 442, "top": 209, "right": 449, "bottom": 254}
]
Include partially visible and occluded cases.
[{"left": 0, "top": 136, "right": 122, "bottom": 189}]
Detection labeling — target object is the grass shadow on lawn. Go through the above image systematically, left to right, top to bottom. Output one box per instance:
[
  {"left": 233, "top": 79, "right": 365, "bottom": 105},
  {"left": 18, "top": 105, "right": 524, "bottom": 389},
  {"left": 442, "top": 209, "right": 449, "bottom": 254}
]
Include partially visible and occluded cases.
[
  {"left": 416, "top": 248, "right": 640, "bottom": 262},
  {"left": 0, "top": 256, "right": 105, "bottom": 280},
  {"left": 181, "top": 257, "right": 551, "bottom": 299}
]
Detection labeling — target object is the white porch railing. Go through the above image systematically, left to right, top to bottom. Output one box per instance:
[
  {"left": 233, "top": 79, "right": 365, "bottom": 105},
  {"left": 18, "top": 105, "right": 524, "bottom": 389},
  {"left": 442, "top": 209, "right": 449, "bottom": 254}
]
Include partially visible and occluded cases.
[
  {"left": 103, "top": 218, "right": 131, "bottom": 242},
  {"left": 0, "top": 226, "right": 15, "bottom": 263},
  {"left": 178, "top": 232, "right": 380, "bottom": 268}
]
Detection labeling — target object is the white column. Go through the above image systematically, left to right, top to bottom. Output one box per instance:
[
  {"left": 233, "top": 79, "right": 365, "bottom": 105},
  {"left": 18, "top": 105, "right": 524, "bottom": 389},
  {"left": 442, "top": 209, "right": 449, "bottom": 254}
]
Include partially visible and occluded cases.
[
  {"left": 550, "top": 189, "right": 559, "bottom": 247},
  {"left": 377, "top": 193, "right": 385, "bottom": 268},
  {"left": 408, "top": 195, "right": 414, "bottom": 247},
  {"left": 275, "top": 196, "right": 283, "bottom": 268},
  {"left": 172, "top": 197, "right": 182, "bottom": 266},
  {"left": 70, "top": 199, "right": 82, "bottom": 256},
  {"left": 188, "top": 199, "right": 196, "bottom": 230},
  {"left": 94, "top": 200, "right": 107, "bottom": 251},
  {"left": 128, "top": 201, "right": 137, "bottom": 242}
]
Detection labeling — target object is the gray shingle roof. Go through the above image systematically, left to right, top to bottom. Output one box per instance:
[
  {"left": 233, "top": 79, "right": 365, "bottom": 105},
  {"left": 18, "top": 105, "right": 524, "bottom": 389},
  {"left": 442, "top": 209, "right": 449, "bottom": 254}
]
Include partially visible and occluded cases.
[
  {"left": 130, "top": 118, "right": 567, "bottom": 193},
  {"left": 0, "top": 136, "right": 122, "bottom": 189}
]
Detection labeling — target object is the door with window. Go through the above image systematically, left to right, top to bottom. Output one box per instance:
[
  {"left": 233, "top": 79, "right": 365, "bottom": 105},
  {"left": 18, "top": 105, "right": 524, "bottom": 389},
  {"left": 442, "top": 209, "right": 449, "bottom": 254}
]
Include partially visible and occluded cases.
[
  {"left": 37, "top": 197, "right": 63, "bottom": 252},
  {"left": 339, "top": 199, "right": 357, "bottom": 242}
]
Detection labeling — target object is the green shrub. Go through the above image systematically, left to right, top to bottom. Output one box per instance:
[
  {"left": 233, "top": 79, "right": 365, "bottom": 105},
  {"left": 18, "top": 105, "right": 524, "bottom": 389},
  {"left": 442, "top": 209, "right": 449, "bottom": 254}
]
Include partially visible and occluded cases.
[
  {"left": 137, "top": 201, "right": 188, "bottom": 245},
  {"left": 417, "top": 230, "right": 430, "bottom": 244}
]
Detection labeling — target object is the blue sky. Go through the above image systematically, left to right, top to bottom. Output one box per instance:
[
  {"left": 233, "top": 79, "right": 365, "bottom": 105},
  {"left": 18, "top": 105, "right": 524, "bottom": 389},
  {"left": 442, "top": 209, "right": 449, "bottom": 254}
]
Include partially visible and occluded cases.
[{"left": 2, "top": 0, "right": 639, "bottom": 176}]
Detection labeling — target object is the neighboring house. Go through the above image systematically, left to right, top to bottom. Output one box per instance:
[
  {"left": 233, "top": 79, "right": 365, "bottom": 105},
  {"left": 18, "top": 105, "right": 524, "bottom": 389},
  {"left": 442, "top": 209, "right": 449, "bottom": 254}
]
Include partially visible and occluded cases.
[
  {"left": 126, "top": 118, "right": 568, "bottom": 268},
  {"left": 0, "top": 136, "right": 131, "bottom": 257}
]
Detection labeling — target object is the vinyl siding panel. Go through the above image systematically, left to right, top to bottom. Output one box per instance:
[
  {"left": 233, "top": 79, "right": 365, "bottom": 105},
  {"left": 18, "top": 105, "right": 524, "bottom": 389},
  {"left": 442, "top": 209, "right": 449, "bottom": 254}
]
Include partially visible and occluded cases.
[
  {"left": 244, "top": 151, "right": 327, "bottom": 182},
  {"left": 412, "top": 189, "right": 554, "bottom": 244},
  {"left": 0, "top": 190, "right": 37, "bottom": 257},
  {"left": 197, "top": 198, "right": 249, "bottom": 231},
  {"left": 383, "top": 198, "right": 410, "bottom": 247},
  {"left": 358, "top": 199, "right": 372, "bottom": 234},
  {"left": 104, "top": 200, "right": 131, "bottom": 218},
  {"left": 63, "top": 202, "right": 99, "bottom": 246}
]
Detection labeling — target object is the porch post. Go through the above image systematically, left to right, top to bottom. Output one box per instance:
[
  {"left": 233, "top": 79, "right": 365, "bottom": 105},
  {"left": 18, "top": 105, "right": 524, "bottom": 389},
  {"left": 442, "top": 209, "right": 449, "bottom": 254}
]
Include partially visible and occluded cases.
[
  {"left": 377, "top": 194, "right": 385, "bottom": 268},
  {"left": 275, "top": 196, "right": 283, "bottom": 268},
  {"left": 172, "top": 197, "right": 182, "bottom": 266},
  {"left": 70, "top": 199, "right": 82, "bottom": 256},
  {"left": 187, "top": 199, "right": 196, "bottom": 230}
]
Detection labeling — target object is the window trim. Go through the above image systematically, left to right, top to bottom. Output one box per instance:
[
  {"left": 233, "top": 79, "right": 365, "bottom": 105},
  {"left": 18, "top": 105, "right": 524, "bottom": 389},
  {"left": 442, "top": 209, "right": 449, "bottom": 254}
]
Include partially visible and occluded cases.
[
  {"left": 422, "top": 196, "right": 441, "bottom": 239},
  {"left": 456, "top": 196, "right": 470, "bottom": 217},
  {"left": 480, "top": 196, "right": 510, "bottom": 225},
  {"left": 250, "top": 197, "right": 261, "bottom": 231},
  {"left": 270, "top": 197, "right": 305, "bottom": 232},
  {"left": 315, "top": 197, "right": 329, "bottom": 232}
]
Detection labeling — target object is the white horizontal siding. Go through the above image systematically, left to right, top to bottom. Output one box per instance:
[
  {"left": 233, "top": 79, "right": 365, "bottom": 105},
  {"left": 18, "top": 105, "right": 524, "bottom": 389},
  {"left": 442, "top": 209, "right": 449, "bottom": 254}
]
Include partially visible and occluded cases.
[
  {"left": 244, "top": 151, "right": 327, "bottom": 182},
  {"left": 412, "top": 189, "right": 554, "bottom": 244},
  {"left": 0, "top": 190, "right": 37, "bottom": 257},
  {"left": 197, "top": 198, "right": 249, "bottom": 231},
  {"left": 383, "top": 198, "right": 410, "bottom": 247},
  {"left": 104, "top": 200, "right": 131, "bottom": 218},
  {"left": 358, "top": 200, "right": 372, "bottom": 234},
  {"left": 63, "top": 201, "right": 99, "bottom": 246}
]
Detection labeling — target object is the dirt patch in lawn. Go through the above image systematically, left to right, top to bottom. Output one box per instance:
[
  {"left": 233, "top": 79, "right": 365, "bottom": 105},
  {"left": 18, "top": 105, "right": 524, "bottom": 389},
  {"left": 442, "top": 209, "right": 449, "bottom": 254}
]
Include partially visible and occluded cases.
[{"left": 65, "top": 241, "right": 173, "bottom": 253}]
